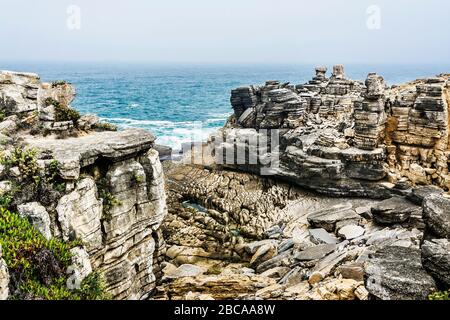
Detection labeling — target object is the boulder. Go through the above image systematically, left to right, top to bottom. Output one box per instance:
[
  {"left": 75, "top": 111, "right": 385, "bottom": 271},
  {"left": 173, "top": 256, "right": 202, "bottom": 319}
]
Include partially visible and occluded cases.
[
  {"left": 423, "top": 194, "right": 450, "bottom": 238},
  {"left": 371, "top": 197, "right": 420, "bottom": 225},
  {"left": 17, "top": 202, "right": 52, "bottom": 240},
  {"left": 309, "top": 228, "right": 339, "bottom": 244},
  {"left": 422, "top": 239, "right": 450, "bottom": 288},
  {"left": 0, "top": 245, "right": 9, "bottom": 300},
  {"left": 365, "top": 246, "right": 437, "bottom": 300},
  {"left": 66, "top": 247, "right": 93, "bottom": 289}
]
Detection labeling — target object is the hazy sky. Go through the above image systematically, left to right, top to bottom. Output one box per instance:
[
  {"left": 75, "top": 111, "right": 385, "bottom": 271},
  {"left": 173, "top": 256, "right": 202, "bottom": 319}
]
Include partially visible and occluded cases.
[{"left": 1, "top": 0, "right": 449, "bottom": 64}]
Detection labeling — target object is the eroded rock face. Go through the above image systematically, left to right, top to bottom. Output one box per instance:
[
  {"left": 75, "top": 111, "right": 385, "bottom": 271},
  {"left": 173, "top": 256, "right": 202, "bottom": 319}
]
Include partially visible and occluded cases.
[
  {"left": 213, "top": 67, "right": 450, "bottom": 197},
  {"left": 423, "top": 194, "right": 450, "bottom": 239},
  {"left": 17, "top": 202, "right": 52, "bottom": 240},
  {"left": 422, "top": 239, "right": 450, "bottom": 288}
]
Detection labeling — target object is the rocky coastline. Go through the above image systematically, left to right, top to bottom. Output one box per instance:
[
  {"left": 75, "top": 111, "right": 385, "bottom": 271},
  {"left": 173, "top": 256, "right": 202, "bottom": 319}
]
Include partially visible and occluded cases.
[{"left": 0, "top": 66, "right": 449, "bottom": 300}]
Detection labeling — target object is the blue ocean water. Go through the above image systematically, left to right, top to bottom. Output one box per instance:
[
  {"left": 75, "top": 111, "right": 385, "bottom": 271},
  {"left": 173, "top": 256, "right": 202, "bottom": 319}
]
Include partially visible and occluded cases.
[{"left": 1, "top": 62, "right": 449, "bottom": 149}]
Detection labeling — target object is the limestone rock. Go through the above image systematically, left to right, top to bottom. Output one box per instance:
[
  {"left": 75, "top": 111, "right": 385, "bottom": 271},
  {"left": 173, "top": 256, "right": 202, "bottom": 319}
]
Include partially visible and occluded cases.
[
  {"left": 423, "top": 194, "right": 450, "bottom": 238},
  {"left": 17, "top": 202, "right": 52, "bottom": 240},
  {"left": 307, "top": 204, "right": 361, "bottom": 232},
  {"left": 338, "top": 225, "right": 365, "bottom": 240},
  {"left": 309, "top": 228, "right": 339, "bottom": 244},
  {"left": 422, "top": 239, "right": 450, "bottom": 287},
  {"left": 294, "top": 244, "right": 337, "bottom": 261},
  {"left": 0, "top": 245, "right": 9, "bottom": 300},
  {"left": 365, "top": 246, "right": 436, "bottom": 300},
  {"left": 66, "top": 247, "right": 93, "bottom": 289},
  {"left": 164, "top": 264, "right": 207, "bottom": 279}
]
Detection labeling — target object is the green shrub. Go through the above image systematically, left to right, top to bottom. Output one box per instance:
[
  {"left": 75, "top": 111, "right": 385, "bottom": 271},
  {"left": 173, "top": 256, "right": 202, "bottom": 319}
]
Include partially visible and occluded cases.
[
  {"left": 51, "top": 80, "right": 69, "bottom": 88},
  {"left": 44, "top": 97, "right": 81, "bottom": 123},
  {"left": 0, "top": 111, "right": 5, "bottom": 122},
  {"left": 95, "top": 122, "right": 118, "bottom": 132},
  {"left": 96, "top": 178, "right": 121, "bottom": 221},
  {"left": 0, "top": 208, "right": 108, "bottom": 300},
  {"left": 429, "top": 291, "right": 450, "bottom": 300}
]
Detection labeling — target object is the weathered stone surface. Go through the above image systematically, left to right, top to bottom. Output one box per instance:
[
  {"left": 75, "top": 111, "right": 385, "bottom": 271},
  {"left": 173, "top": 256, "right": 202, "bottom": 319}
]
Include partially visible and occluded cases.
[
  {"left": 57, "top": 177, "right": 103, "bottom": 252},
  {"left": 423, "top": 194, "right": 450, "bottom": 238},
  {"left": 371, "top": 197, "right": 420, "bottom": 225},
  {"left": 17, "top": 202, "right": 52, "bottom": 240},
  {"left": 309, "top": 228, "right": 339, "bottom": 244},
  {"left": 422, "top": 239, "right": 450, "bottom": 287},
  {"left": 294, "top": 244, "right": 337, "bottom": 261},
  {"left": 0, "top": 245, "right": 9, "bottom": 300},
  {"left": 365, "top": 246, "right": 437, "bottom": 300},
  {"left": 67, "top": 247, "right": 93, "bottom": 288},
  {"left": 337, "top": 263, "right": 364, "bottom": 282},
  {"left": 164, "top": 264, "right": 207, "bottom": 279}
]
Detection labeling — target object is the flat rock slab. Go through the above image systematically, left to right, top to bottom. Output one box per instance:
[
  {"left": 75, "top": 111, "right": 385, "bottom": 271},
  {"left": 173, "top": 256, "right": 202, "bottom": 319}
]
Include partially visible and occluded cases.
[
  {"left": 25, "top": 128, "right": 155, "bottom": 180},
  {"left": 407, "top": 185, "right": 444, "bottom": 205},
  {"left": 371, "top": 197, "right": 420, "bottom": 225},
  {"left": 307, "top": 204, "right": 360, "bottom": 232},
  {"left": 338, "top": 225, "right": 365, "bottom": 240},
  {"left": 309, "top": 228, "right": 339, "bottom": 244},
  {"left": 294, "top": 244, "right": 337, "bottom": 261},
  {"left": 365, "top": 246, "right": 436, "bottom": 300}
]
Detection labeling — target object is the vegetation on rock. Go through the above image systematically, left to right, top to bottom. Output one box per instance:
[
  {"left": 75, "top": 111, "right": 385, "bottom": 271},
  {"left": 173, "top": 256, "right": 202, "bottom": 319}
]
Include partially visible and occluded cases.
[
  {"left": 44, "top": 97, "right": 80, "bottom": 123},
  {"left": 0, "top": 208, "right": 108, "bottom": 300}
]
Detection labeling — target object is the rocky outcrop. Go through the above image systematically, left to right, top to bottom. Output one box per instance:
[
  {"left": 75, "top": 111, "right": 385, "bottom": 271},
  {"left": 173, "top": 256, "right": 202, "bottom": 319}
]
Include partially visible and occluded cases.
[{"left": 0, "top": 70, "right": 168, "bottom": 300}]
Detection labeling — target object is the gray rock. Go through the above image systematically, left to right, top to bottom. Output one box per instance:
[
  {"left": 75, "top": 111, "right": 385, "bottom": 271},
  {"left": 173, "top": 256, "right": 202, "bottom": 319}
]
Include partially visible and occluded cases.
[
  {"left": 77, "top": 114, "right": 100, "bottom": 130},
  {"left": 0, "top": 118, "right": 18, "bottom": 135},
  {"left": 407, "top": 185, "right": 444, "bottom": 205},
  {"left": 423, "top": 194, "right": 450, "bottom": 238},
  {"left": 371, "top": 197, "right": 420, "bottom": 225},
  {"left": 17, "top": 202, "right": 52, "bottom": 240},
  {"left": 307, "top": 204, "right": 361, "bottom": 232},
  {"left": 338, "top": 225, "right": 365, "bottom": 240},
  {"left": 309, "top": 228, "right": 339, "bottom": 244},
  {"left": 422, "top": 239, "right": 450, "bottom": 287},
  {"left": 294, "top": 244, "right": 337, "bottom": 261},
  {"left": 365, "top": 246, "right": 436, "bottom": 300},
  {"left": 260, "top": 267, "right": 291, "bottom": 279}
]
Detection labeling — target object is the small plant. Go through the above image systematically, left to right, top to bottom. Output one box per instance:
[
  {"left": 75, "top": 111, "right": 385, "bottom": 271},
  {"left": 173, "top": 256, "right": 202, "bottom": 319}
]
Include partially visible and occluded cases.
[
  {"left": 0, "top": 111, "right": 5, "bottom": 122},
  {"left": 133, "top": 173, "right": 144, "bottom": 184},
  {"left": 429, "top": 291, "right": 450, "bottom": 300}
]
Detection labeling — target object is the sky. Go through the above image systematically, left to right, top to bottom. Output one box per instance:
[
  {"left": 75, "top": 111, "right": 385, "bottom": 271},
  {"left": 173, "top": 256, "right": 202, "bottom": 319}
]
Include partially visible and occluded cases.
[{"left": 0, "top": 0, "right": 449, "bottom": 64}]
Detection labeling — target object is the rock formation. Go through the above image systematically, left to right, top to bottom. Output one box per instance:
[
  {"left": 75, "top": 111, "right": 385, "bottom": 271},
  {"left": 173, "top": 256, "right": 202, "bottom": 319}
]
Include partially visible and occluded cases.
[
  {"left": 159, "top": 66, "right": 450, "bottom": 300},
  {"left": 0, "top": 70, "right": 167, "bottom": 299}
]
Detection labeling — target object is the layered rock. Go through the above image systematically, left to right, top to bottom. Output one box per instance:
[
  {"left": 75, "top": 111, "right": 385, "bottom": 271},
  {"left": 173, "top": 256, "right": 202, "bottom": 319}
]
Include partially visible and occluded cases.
[{"left": 0, "top": 70, "right": 168, "bottom": 300}]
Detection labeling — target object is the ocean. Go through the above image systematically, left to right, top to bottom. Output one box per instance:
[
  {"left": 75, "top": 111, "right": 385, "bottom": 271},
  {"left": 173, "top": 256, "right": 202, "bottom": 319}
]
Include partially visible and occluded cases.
[{"left": 1, "top": 62, "right": 449, "bottom": 149}]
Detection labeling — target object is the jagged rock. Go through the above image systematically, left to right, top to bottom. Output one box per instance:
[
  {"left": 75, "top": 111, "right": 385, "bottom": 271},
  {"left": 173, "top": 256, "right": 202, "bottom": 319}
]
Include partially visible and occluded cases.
[
  {"left": 0, "top": 71, "right": 40, "bottom": 114},
  {"left": 57, "top": 177, "right": 103, "bottom": 252},
  {"left": 407, "top": 186, "right": 444, "bottom": 206},
  {"left": 423, "top": 194, "right": 450, "bottom": 238},
  {"left": 371, "top": 197, "right": 420, "bottom": 225},
  {"left": 17, "top": 202, "right": 52, "bottom": 240},
  {"left": 307, "top": 204, "right": 361, "bottom": 232},
  {"left": 338, "top": 225, "right": 365, "bottom": 240},
  {"left": 309, "top": 228, "right": 339, "bottom": 244},
  {"left": 422, "top": 239, "right": 450, "bottom": 287},
  {"left": 294, "top": 244, "right": 337, "bottom": 261},
  {"left": 0, "top": 245, "right": 9, "bottom": 300},
  {"left": 365, "top": 246, "right": 437, "bottom": 300},
  {"left": 66, "top": 247, "right": 93, "bottom": 289}
]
